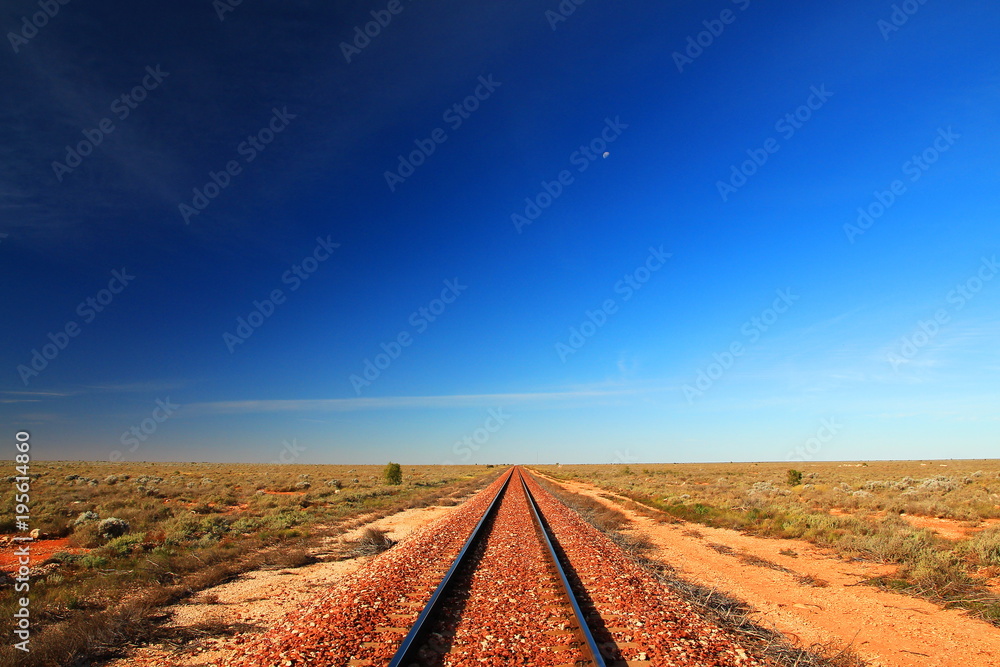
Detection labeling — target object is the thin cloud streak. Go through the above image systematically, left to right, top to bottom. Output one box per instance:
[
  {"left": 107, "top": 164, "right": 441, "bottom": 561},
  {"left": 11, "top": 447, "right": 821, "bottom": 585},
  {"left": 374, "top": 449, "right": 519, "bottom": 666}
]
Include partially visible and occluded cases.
[{"left": 190, "top": 388, "right": 659, "bottom": 415}]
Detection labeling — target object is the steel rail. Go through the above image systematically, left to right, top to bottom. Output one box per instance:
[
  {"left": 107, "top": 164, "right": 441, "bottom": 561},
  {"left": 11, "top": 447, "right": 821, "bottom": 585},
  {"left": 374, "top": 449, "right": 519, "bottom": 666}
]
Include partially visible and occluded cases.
[
  {"left": 387, "top": 468, "right": 513, "bottom": 667},
  {"left": 520, "top": 470, "right": 608, "bottom": 667}
]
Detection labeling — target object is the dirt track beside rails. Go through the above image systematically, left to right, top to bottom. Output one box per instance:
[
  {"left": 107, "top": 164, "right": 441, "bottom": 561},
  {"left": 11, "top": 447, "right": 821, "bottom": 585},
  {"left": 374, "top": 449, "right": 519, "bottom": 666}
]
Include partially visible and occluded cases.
[
  {"left": 226, "top": 468, "right": 763, "bottom": 666},
  {"left": 101, "top": 470, "right": 1000, "bottom": 667},
  {"left": 542, "top": 474, "right": 1000, "bottom": 667}
]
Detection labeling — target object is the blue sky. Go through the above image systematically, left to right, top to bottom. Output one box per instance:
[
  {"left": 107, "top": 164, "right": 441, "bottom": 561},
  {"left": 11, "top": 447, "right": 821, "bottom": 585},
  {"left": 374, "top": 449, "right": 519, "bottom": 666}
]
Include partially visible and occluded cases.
[{"left": 1, "top": 1, "right": 998, "bottom": 464}]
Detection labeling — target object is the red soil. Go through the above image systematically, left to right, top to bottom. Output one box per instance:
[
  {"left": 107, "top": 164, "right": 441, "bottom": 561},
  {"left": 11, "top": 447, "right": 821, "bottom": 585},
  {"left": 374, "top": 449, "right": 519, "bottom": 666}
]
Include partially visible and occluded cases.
[{"left": 0, "top": 538, "right": 86, "bottom": 573}]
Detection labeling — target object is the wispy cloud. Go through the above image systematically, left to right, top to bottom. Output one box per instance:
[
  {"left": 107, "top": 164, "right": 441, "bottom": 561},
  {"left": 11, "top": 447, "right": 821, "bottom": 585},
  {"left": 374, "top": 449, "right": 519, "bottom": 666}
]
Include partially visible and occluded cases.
[
  {"left": 796, "top": 306, "right": 866, "bottom": 336},
  {"left": 82, "top": 381, "right": 188, "bottom": 393},
  {"left": 1, "top": 382, "right": 185, "bottom": 400},
  {"left": 189, "top": 388, "right": 657, "bottom": 415},
  {"left": 0, "top": 390, "right": 75, "bottom": 402},
  {"left": 14, "top": 412, "right": 60, "bottom": 423}
]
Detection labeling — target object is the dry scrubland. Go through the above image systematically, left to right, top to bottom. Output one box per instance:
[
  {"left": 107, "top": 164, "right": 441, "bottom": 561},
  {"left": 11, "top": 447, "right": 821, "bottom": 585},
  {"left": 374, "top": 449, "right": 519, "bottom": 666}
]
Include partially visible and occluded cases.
[
  {"left": 6, "top": 460, "right": 1000, "bottom": 665},
  {"left": 535, "top": 460, "right": 1000, "bottom": 625},
  {"left": 0, "top": 461, "right": 495, "bottom": 666}
]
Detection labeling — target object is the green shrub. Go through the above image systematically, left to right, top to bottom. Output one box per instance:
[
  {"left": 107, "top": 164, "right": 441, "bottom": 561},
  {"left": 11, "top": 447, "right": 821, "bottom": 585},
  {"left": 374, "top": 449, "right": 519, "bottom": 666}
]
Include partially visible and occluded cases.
[
  {"left": 383, "top": 462, "right": 403, "bottom": 486},
  {"left": 787, "top": 469, "right": 803, "bottom": 486},
  {"left": 197, "top": 515, "right": 232, "bottom": 539},
  {"left": 231, "top": 516, "right": 264, "bottom": 534},
  {"left": 97, "top": 517, "right": 130, "bottom": 538},
  {"left": 69, "top": 523, "right": 103, "bottom": 548},
  {"left": 960, "top": 528, "right": 1000, "bottom": 567},
  {"left": 103, "top": 533, "right": 146, "bottom": 557},
  {"left": 78, "top": 554, "right": 108, "bottom": 569}
]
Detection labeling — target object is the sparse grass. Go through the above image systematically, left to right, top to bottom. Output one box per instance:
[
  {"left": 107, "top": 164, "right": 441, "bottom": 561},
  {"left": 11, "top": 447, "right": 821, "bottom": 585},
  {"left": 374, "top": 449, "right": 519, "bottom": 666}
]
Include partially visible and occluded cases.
[
  {"left": 533, "top": 460, "right": 1000, "bottom": 627},
  {"left": 0, "top": 462, "right": 498, "bottom": 667},
  {"left": 350, "top": 526, "right": 397, "bottom": 556},
  {"left": 959, "top": 527, "right": 1000, "bottom": 567},
  {"left": 735, "top": 551, "right": 794, "bottom": 574},
  {"left": 795, "top": 573, "right": 830, "bottom": 588},
  {"left": 152, "top": 617, "right": 259, "bottom": 651}
]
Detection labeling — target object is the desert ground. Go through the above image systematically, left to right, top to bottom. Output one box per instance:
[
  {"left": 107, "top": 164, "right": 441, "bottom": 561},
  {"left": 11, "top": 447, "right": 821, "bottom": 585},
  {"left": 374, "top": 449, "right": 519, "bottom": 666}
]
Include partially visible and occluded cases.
[{"left": 2, "top": 460, "right": 999, "bottom": 666}]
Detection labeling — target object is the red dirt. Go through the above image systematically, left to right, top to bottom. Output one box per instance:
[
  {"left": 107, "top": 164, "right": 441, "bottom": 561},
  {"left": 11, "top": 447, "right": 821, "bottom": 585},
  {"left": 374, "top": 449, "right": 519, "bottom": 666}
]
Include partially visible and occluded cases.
[
  {"left": 161, "top": 498, "right": 252, "bottom": 514},
  {"left": 830, "top": 508, "right": 1000, "bottom": 541},
  {"left": 897, "top": 515, "right": 980, "bottom": 540},
  {"left": 0, "top": 538, "right": 86, "bottom": 573}
]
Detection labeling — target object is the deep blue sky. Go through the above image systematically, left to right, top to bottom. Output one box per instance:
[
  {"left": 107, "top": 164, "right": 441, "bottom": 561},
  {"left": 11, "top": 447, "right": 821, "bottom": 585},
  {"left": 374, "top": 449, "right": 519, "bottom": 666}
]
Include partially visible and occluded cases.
[{"left": 2, "top": 1, "right": 998, "bottom": 464}]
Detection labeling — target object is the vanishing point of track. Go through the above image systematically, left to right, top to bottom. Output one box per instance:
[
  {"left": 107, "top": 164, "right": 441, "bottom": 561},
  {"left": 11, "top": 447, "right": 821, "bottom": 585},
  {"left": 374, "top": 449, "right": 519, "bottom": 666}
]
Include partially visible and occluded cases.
[
  {"left": 228, "top": 466, "right": 763, "bottom": 666},
  {"left": 388, "top": 467, "right": 606, "bottom": 666}
]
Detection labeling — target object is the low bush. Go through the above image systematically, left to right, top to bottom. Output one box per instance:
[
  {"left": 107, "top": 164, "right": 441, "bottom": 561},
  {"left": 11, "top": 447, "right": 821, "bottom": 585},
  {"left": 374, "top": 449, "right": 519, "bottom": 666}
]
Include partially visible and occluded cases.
[
  {"left": 383, "top": 462, "right": 403, "bottom": 486},
  {"left": 97, "top": 517, "right": 130, "bottom": 539},
  {"left": 351, "top": 527, "right": 396, "bottom": 556},
  {"left": 103, "top": 533, "right": 147, "bottom": 557}
]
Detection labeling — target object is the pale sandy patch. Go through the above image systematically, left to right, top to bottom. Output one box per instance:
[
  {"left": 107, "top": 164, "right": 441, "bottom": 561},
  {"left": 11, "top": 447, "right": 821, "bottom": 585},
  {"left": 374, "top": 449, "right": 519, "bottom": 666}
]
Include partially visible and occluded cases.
[{"left": 98, "top": 504, "right": 458, "bottom": 667}]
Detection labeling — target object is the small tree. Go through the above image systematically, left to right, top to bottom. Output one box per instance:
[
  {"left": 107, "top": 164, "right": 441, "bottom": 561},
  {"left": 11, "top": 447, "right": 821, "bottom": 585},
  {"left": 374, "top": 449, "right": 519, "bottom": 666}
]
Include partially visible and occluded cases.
[
  {"left": 383, "top": 462, "right": 402, "bottom": 486},
  {"left": 787, "top": 469, "right": 803, "bottom": 486},
  {"left": 97, "top": 517, "right": 130, "bottom": 539}
]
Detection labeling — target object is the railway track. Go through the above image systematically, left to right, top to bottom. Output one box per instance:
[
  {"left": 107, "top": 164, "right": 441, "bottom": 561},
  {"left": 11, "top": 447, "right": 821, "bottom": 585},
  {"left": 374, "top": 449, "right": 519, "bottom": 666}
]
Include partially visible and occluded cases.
[
  {"left": 228, "top": 467, "right": 762, "bottom": 666},
  {"left": 388, "top": 467, "right": 608, "bottom": 666}
]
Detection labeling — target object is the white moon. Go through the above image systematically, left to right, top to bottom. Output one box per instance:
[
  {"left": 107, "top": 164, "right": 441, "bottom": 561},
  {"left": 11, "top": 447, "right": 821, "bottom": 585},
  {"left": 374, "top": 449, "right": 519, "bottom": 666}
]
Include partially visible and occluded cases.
[{"left": 602, "top": 151, "right": 610, "bottom": 159}]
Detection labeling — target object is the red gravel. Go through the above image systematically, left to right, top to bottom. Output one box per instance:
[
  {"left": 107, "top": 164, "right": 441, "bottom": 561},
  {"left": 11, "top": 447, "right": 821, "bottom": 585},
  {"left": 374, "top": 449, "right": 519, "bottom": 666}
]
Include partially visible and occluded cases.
[
  {"left": 227, "top": 468, "right": 765, "bottom": 666},
  {"left": 408, "top": 469, "right": 589, "bottom": 665},
  {"left": 226, "top": 472, "right": 511, "bottom": 666},
  {"left": 523, "top": 473, "right": 762, "bottom": 666}
]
